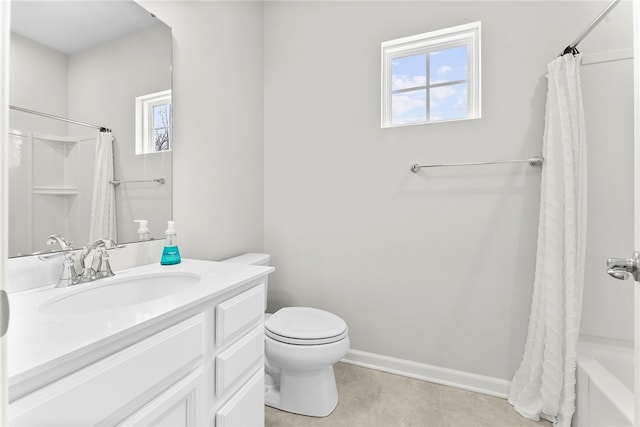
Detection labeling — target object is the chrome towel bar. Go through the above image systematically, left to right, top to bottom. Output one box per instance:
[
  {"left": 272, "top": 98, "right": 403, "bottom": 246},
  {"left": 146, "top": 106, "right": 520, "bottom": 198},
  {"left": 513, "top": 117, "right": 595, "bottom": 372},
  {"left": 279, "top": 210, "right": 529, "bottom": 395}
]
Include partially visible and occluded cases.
[
  {"left": 410, "top": 157, "right": 543, "bottom": 173},
  {"left": 110, "top": 178, "right": 166, "bottom": 186}
]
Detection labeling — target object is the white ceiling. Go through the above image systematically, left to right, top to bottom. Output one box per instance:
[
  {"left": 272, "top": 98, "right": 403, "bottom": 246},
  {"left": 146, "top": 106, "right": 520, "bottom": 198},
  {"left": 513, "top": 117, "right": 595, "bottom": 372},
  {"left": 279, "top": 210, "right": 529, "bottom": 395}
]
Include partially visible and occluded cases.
[{"left": 11, "top": 0, "right": 160, "bottom": 55}]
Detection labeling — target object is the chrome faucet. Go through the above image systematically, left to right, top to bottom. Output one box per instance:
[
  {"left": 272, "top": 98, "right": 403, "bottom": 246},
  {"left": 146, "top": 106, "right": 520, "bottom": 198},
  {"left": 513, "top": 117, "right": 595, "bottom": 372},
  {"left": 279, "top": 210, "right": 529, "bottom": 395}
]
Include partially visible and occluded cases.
[
  {"left": 46, "top": 234, "right": 72, "bottom": 251},
  {"left": 54, "top": 239, "right": 118, "bottom": 288},
  {"left": 78, "top": 239, "right": 117, "bottom": 283}
]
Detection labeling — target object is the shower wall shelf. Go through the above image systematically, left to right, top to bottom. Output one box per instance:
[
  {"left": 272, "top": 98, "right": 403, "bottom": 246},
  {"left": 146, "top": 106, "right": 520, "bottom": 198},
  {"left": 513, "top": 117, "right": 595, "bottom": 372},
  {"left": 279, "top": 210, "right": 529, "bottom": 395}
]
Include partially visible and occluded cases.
[
  {"left": 32, "top": 133, "right": 78, "bottom": 145},
  {"left": 32, "top": 186, "right": 79, "bottom": 196}
]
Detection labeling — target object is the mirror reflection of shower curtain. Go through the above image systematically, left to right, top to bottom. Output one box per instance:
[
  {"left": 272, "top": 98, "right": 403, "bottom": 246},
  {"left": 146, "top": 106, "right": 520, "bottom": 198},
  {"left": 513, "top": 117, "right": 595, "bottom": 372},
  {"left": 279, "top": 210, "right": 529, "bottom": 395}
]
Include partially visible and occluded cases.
[
  {"left": 8, "top": 130, "right": 32, "bottom": 255},
  {"left": 89, "top": 131, "right": 117, "bottom": 242}
]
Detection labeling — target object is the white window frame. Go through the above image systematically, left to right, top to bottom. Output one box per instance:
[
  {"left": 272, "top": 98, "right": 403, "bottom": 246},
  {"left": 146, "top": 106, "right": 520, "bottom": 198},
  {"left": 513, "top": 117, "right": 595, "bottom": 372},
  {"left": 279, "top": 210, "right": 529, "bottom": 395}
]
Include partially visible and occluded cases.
[
  {"left": 381, "top": 21, "right": 481, "bottom": 128},
  {"left": 135, "top": 89, "right": 172, "bottom": 155}
]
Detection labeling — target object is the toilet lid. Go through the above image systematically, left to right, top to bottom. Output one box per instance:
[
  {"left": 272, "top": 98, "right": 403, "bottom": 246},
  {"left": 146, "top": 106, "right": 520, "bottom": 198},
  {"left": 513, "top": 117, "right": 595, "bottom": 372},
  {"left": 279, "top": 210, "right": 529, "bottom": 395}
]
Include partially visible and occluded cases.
[{"left": 265, "top": 307, "right": 348, "bottom": 345}]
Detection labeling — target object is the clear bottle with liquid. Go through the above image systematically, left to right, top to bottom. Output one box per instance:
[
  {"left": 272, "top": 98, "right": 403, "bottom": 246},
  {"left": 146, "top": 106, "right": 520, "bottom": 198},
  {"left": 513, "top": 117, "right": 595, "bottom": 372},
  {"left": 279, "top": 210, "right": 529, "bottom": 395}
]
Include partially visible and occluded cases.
[
  {"left": 134, "top": 219, "right": 150, "bottom": 241},
  {"left": 160, "top": 220, "right": 181, "bottom": 265}
]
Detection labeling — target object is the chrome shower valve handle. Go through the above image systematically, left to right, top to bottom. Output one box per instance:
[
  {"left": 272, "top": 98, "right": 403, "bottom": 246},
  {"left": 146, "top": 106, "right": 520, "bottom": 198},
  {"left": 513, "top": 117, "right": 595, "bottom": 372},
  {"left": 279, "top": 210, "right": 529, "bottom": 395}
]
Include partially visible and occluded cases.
[{"left": 606, "top": 252, "right": 640, "bottom": 281}]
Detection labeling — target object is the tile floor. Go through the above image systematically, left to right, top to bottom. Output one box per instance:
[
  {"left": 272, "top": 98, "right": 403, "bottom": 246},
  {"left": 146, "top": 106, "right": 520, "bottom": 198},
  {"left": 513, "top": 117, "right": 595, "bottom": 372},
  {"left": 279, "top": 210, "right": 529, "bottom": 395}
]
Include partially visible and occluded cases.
[{"left": 265, "top": 363, "right": 553, "bottom": 427}]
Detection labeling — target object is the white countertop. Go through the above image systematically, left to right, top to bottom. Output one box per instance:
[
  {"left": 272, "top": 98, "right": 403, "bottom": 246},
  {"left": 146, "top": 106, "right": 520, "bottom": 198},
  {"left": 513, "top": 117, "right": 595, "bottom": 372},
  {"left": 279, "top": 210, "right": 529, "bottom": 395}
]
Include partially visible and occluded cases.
[{"left": 7, "top": 259, "right": 273, "bottom": 395}]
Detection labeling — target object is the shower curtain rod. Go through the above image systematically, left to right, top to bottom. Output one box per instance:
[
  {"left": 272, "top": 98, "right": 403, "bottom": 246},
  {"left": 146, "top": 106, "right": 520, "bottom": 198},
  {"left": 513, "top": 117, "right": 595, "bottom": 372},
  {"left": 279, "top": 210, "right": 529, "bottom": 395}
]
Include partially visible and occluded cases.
[
  {"left": 561, "top": 0, "right": 621, "bottom": 55},
  {"left": 9, "top": 105, "right": 112, "bottom": 133}
]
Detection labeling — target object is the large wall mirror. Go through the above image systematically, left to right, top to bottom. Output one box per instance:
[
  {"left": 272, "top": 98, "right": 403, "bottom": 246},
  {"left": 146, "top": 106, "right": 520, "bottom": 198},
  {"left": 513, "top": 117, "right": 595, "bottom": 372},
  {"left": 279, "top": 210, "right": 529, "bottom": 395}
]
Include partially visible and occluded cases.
[{"left": 8, "top": 0, "right": 172, "bottom": 257}]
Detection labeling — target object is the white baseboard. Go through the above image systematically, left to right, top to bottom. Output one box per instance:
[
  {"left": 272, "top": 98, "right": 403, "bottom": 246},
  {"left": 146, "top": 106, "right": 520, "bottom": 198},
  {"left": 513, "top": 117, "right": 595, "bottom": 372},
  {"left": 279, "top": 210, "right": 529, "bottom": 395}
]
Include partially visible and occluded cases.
[{"left": 341, "top": 349, "right": 511, "bottom": 399}]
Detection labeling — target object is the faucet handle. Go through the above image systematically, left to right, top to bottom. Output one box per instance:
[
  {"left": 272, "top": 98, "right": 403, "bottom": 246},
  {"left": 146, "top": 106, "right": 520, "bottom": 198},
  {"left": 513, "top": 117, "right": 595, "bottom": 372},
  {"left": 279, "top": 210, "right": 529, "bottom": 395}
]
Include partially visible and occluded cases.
[
  {"left": 96, "top": 247, "right": 115, "bottom": 278},
  {"left": 55, "top": 253, "right": 78, "bottom": 288}
]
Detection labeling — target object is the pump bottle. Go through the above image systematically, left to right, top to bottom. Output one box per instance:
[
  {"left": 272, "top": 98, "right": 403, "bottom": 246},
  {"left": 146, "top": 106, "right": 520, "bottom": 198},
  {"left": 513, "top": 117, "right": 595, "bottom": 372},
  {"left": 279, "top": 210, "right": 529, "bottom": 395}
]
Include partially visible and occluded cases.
[
  {"left": 134, "top": 220, "right": 150, "bottom": 241},
  {"left": 160, "top": 220, "right": 181, "bottom": 265}
]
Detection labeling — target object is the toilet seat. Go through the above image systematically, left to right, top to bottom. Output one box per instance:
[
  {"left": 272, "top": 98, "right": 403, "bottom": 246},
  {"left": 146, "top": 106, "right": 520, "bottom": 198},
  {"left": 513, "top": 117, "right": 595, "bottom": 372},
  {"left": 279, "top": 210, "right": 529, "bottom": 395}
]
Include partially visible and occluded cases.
[{"left": 265, "top": 307, "right": 348, "bottom": 345}]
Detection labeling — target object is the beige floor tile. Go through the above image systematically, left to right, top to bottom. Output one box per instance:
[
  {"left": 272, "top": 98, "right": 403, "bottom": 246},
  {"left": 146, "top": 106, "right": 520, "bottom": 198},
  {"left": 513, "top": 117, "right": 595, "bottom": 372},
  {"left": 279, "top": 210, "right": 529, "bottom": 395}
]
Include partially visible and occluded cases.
[{"left": 265, "top": 363, "right": 552, "bottom": 427}]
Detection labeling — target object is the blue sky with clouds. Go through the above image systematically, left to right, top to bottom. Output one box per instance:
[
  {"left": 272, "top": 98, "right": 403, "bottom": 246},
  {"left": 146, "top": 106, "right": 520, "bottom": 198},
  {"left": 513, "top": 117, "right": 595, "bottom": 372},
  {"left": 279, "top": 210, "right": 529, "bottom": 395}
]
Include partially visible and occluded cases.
[{"left": 391, "top": 46, "right": 468, "bottom": 124}]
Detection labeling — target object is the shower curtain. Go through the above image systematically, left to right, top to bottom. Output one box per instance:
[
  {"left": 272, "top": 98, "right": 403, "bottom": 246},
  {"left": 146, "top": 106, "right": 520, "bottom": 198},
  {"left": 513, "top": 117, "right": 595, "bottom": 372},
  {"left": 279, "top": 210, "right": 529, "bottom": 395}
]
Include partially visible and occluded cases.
[
  {"left": 508, "top": 53, "right": 587, "bottom": 427},
  {"left": 89, "top": 131, "right": 117, "bottom": 243}
]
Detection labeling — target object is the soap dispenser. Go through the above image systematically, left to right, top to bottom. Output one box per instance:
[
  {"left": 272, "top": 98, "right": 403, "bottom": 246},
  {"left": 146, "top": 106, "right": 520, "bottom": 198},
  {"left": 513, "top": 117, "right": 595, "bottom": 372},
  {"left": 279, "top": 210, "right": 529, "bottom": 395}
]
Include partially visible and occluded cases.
[
  {"left": 134, "top": 220, "right": 150, "bottom": 241},
  {"left": 160, "top": 220, "right": 181, "bottom": 265}
]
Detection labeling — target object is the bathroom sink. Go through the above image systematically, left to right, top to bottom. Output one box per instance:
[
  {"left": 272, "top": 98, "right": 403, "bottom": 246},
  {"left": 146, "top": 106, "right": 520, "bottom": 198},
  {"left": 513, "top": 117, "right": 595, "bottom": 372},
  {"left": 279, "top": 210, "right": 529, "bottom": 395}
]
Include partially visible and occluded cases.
[{"left": 40, "top": 272, "right": 201, "bottom": 315}]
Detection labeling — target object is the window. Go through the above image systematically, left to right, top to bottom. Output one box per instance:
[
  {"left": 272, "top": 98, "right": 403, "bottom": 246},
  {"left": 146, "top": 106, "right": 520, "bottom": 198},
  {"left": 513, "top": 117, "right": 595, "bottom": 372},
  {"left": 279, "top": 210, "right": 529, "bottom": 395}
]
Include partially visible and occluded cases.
[
  {"left": 381, "top": 22, "right": 481, "bottom": 127},
  {"left": 135, "top": 90, "right": 172, "bottom": 154}
]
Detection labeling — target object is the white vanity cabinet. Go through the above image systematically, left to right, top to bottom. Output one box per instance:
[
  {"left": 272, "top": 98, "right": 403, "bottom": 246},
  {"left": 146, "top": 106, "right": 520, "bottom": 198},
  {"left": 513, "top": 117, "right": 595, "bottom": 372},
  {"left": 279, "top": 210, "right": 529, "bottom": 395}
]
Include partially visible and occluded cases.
[
  {"left": 8, "top": 268, "right": 268, "bottom": 427},
  {"left": 212, "top": 285, "right": 265, "bottom": 427}
]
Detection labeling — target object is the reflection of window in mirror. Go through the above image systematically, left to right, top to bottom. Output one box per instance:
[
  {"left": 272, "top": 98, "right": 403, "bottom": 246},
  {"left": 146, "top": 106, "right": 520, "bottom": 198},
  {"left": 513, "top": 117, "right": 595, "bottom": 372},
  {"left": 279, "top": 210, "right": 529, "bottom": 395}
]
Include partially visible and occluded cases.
[{"left": 135, "top": 90, "right": 172, "bottom": 154}]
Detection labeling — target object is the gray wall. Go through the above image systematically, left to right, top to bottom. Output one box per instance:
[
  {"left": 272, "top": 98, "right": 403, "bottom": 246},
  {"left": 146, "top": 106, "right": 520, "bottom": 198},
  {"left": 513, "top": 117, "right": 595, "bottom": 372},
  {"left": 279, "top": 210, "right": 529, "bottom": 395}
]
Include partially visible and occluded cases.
[
  {"left": 138, "top": 0, "right": 634, "bottom": 383},
  {"left": 263, "top": 0, "right": 633, "bottom": 381},
  {"left": 138, "top": 1, "right": 265, "bottom": 261},
  {"left": 67, "top": 23, "right": 173, "bottom": 244},
  {"left": 9, "top": 24, "right": 173, "bottom": 253},
  {"left": 9, "top": 34, "right": 70, "bottom": 255},
  {"left": 9, "top": 34, "right": 68, "bottom": 121}
]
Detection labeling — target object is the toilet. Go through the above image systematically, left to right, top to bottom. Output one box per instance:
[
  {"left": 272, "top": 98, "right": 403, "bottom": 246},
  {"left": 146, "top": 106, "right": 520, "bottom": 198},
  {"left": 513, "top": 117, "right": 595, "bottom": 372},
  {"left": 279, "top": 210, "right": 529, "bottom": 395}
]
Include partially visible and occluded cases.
[{"left": 222, "top": 253, "right": 350, "bottom": 417}]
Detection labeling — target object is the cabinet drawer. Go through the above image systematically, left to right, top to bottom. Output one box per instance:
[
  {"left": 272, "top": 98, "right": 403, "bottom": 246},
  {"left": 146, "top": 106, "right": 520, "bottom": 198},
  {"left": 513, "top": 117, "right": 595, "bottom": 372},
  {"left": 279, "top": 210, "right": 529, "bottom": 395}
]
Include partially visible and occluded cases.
[
  {"left": 215, "top": 284, "right": 263, "bottom": 346},
  {"left": 9, "top": 314, "right": 206, "bottom": 426},
  {"left": 215, "top": 326, "right": 263, "bottom": 396},
  {"left": 215, "top": 370, "right": 264, "bottom": 427}
]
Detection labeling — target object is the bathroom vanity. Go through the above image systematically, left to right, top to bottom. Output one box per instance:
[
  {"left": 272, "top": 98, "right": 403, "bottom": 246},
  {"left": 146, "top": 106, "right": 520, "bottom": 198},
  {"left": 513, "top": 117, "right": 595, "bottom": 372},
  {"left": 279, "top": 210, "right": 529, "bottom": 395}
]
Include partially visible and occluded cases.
[{"left": 7, "top": 259, "right": 273, "bottom": 426}]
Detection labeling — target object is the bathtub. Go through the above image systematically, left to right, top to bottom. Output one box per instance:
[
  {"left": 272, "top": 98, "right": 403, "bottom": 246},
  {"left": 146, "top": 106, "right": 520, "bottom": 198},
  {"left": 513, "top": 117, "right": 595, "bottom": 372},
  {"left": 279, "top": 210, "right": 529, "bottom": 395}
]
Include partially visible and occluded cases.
[{"left": 573, "top": 341, "right": 634, "bottom": 426}]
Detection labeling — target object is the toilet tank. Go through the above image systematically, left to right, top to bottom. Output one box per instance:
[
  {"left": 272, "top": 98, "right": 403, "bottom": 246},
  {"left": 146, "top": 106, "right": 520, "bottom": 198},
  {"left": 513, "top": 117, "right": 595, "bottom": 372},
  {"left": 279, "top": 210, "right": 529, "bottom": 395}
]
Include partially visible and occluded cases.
[
  {"left": 221, "top": 253, "right": 270, "bottom": 310},
  {"left": 222, "top": 253, "right": 271, "bottom": 266}
]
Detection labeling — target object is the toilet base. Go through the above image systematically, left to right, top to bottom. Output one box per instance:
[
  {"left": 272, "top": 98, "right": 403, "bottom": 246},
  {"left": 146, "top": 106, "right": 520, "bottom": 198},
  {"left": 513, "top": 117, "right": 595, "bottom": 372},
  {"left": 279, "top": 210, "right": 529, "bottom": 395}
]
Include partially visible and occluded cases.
[{"left": 265, "top": 366, "right": 339, "bottom": 417}]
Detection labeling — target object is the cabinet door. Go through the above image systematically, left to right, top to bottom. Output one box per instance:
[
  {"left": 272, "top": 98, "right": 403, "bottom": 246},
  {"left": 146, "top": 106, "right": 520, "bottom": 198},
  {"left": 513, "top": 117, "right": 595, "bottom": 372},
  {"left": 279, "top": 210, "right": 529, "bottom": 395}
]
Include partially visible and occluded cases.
[
  {"left": 9, "top": 314, "right": 206, "bottom": 426},
  {"left": 119, "top": 367, "right": 204, "bottom": 427},
  {"left": 215, "top": 370, "right": 264, "bottom": 427}
]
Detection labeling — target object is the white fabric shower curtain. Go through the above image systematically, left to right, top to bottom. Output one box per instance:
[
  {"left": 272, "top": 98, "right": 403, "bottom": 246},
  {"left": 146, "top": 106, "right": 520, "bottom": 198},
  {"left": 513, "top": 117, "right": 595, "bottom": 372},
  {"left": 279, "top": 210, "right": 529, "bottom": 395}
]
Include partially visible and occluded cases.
[
  {"left": 508, "top": 53, "right": 587, "bottom": 427},
  {"left": 89, "top": 131, "right": 117, "bottom": 243}
]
